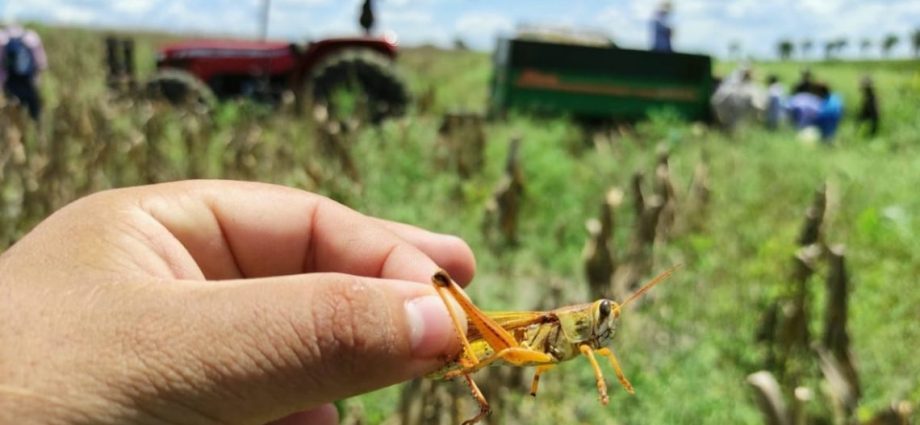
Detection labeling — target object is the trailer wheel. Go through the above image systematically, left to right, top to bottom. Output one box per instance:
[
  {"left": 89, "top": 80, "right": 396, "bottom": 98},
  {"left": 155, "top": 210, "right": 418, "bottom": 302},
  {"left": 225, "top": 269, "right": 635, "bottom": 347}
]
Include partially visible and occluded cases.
[
  {"left": 310, "top": 49, "right": 408, "bottom": 123},
  {"left": 146, "top": 69, "right": 216, "bottom": 107}
]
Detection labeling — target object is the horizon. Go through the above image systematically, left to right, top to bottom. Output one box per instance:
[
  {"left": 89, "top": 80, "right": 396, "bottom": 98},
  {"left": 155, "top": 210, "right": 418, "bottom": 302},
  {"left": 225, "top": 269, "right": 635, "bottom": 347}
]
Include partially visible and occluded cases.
[{"left": 3, "top": 0, "right": 920, "bottom": 60}]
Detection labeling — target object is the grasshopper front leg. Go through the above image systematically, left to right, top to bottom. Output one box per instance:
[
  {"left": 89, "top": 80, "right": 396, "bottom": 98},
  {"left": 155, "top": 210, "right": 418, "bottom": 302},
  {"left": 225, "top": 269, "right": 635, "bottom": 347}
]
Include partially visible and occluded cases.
[
  {"left": 580, "top": 344, "right": 610, "bottom": 405},
  {"left": 596, "top": 347, "right": 635, "bottom": 394}
]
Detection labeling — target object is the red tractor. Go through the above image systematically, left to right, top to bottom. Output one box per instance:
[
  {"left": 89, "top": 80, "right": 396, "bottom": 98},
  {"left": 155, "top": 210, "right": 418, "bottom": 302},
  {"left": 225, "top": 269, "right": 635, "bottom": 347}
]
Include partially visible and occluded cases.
[{"left": 146, "top": 35, "right": 408, "bottom": 122}]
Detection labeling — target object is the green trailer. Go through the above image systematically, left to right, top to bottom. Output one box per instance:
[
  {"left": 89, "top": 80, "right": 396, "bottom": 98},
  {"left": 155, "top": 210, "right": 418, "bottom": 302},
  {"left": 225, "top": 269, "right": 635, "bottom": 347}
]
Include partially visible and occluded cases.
[{"left": 489, "top": 37, "right": 713, "bottom": 121}]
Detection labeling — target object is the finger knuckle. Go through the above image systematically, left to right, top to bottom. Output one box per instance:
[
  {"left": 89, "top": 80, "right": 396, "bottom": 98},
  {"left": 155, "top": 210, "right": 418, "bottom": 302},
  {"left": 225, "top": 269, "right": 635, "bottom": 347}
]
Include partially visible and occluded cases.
[{"left": 306, "top": 275, "right": 398, "bottom": 378}]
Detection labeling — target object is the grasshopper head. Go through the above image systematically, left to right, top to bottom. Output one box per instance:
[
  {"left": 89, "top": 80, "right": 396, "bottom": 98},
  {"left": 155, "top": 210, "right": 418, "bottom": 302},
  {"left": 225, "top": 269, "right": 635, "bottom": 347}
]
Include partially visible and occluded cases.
[
  {"left": 591, "top": 266, "right": 680, "bottom": 347},
  {"left": 592, "top": 299, "right": 620, "bottom": 346}
]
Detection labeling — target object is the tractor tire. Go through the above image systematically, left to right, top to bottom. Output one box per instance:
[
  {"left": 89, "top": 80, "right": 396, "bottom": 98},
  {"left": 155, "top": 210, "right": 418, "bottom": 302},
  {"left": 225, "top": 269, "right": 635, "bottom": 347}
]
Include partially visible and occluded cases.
[
  {"left": 310, "top": 49, "right": 408, "bottom": 123},
  {"left": 146, "top": 69, "right": 216, "bottom": 107}
]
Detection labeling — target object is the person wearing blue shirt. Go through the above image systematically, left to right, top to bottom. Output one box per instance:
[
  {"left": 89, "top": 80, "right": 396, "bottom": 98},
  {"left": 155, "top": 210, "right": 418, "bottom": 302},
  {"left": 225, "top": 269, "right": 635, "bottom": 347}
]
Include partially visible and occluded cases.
[
  {"left": 651, "top": 2, "right": 673, "bottom": 52},
  {"left": 788, "top": 83, "right": 843, "bottom": 142},
  {"left": 815, "top": 85, "right": 843, "bottom": 142}
]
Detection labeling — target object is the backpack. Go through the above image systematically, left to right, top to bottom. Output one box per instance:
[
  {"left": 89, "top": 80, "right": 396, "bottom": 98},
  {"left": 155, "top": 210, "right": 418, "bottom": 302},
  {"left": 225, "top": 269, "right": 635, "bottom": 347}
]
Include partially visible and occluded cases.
[{"left": 4, "top": 36, "right": 36, "bottom": 78}]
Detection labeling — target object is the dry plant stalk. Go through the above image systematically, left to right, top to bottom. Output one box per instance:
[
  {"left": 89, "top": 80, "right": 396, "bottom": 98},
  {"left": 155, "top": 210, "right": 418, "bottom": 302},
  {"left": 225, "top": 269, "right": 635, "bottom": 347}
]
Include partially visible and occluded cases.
[
  {"left": 434, "top": 112, "right": 485, "bottom": 179},
  {"left": 483, "top": 136, "right": 524, "bottom": 248},
  {"left": 654, "top": 148, "right": 678, "bottom": 241},
  {"left": 583, "top": 188, "right": 623, "bottom": 299}
]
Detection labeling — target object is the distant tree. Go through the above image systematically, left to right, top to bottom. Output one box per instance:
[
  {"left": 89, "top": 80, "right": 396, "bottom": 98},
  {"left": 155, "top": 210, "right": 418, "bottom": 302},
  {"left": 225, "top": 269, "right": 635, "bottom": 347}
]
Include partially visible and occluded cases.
[
  {"left": 912, "top": 28, "right": 920, "bottom": 57},
  {"left": 881, "top": 34, "right": 899, "bottom": 57},
  {"left": 453, "top": 38, "right": 469, "bottom": 51},
  {"left": 835, "top": 38, "right": 849, "bottom": 56},
  {"left": 860, "top": 38, "right": 873, "bottom": 57},
  {"left": 777, "top": 39, "right": 795, "bottom": 60},
  {"left": 800, "top": 39, "right": 814, "bottom": 59},
  {"left": 729, "top": 40, "right": 742, "bottom": 60},
  {"left": 824, "top": 40, "right": 836, "bottom": 60}
]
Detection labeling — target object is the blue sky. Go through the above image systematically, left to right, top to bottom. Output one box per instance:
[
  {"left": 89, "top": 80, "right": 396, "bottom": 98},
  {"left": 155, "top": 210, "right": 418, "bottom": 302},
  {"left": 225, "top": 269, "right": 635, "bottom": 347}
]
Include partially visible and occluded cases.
[{"left": 2, "top": 0, "right": 918, "bottom": 58}]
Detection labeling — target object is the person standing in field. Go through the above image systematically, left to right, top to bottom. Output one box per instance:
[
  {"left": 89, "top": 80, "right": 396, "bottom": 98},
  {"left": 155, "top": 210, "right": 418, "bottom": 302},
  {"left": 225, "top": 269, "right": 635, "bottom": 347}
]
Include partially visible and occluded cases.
[
  {"left": 359, "top": 0, "right": 375, "bottom": 35},
  {"left": 650, "top": 2, "right": 674, "bottom": 52},
  {"left": 0, "top": 23, "right": 47, "bottom": 121},
  {"left": 711, "top": 66, "right": 766, "bottom": 133},
  {"left": 792, "top": 69, "right": 817, "bottom": 95},
  {"left": 765, "top": 74, "right": 785, "bottom": 130},
  {"left": 858, "top": 76, "right": 880, "bottom": 136},
  {"left": 813, "top": 83, "right": 844, "bottom": 142}
]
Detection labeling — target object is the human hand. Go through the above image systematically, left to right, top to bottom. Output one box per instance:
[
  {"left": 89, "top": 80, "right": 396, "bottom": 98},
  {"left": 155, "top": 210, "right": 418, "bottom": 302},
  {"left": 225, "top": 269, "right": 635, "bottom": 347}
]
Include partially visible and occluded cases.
[{"left": 0, "top": 181, "right": 475, "bottom": 424}]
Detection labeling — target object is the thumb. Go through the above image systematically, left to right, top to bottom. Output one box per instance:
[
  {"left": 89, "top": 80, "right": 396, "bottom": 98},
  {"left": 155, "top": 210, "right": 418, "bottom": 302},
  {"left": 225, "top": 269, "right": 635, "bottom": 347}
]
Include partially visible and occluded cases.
[{"left": 140, "top": 273, "right": 466, "bottom": 423}]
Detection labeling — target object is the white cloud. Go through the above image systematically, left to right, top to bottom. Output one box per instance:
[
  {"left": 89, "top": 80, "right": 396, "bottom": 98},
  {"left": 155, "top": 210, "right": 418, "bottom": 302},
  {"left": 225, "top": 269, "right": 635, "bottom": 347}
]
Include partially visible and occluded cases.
[
  {"left": 5, "top": 0, "right": 90, "bottom": 24},
  {"left": 111, "top": 0, "right": 156, "bottom": 15},
  {"left": 273, "top": 0, "right": 337, "bottom": 6},
  {"left": 387, "top": 0, "right": 434, "bottom": 7},
  {"left": 677, "top": 0, "right": 710, "bottom": 16},
  {"left": 724, "top": 0, "right": 761, "bottom": 20},
  {"left": 800, "top": 0, "right": 843, "bottom": 16},
  {"left": 269, "top": 1, "right": 357, "bottom": 40},
  {"left": 48, "top": 5, "right": 98, "bottom": 24},
  {"left": 375, "top": 5, "right": 448, "bottom": 48},
  {"left": 595, "top": 6, "right": 647, "bottom": 49},
  {"left": 381, "top": 10, "right": 432, "bottom": 25},
  {"left": 453, "top": 11, "right": 513, "bottom": 49},
  {"left": 455, "top": 12, "right": 512, "bottom": 36}
]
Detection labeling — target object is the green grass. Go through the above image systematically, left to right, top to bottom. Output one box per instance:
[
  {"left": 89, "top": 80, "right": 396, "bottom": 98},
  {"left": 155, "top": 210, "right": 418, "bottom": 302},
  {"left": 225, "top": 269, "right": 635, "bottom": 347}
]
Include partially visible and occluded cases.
[{"left": 3, "top": 26, "right": 919, "bottom": 424}]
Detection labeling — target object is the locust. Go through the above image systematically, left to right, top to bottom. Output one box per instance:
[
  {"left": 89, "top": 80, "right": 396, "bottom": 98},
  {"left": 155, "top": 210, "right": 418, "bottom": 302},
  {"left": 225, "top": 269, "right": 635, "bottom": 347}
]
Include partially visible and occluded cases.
[{"left": 427, "top": 266, "right": 679, "bottom": 425}]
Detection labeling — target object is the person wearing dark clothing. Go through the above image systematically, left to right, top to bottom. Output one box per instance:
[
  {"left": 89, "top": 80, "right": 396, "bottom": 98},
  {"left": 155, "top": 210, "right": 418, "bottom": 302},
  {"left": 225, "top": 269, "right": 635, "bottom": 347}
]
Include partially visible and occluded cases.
[
  {"left": 359, "top": 0, "right": 375, "bottom": 35},
  {"left": 1, "top": 24, "right": 47, "bottom": 121},
  {"left": 792, "top": 69, "right": 816, "bottom": 95},
  {"left": 4, "top": 74, "right": 41, "bottom": 119},
  {"left": 858, "top": 76, "right": 880, "bottom": 136}
]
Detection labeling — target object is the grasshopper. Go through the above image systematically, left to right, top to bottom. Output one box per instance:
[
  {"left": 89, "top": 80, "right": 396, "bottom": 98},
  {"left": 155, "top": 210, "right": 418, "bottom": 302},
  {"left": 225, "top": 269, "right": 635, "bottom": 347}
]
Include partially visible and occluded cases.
[{"left": 427, "top": 266, "right": 678, "bottom": 425}]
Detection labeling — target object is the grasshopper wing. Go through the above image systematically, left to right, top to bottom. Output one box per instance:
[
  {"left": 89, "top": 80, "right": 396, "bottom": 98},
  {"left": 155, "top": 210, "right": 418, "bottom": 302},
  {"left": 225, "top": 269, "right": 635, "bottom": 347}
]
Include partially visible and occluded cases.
[
  {"left": 427, "top": 311, "right": 558, "bottom": 380},
  {"left": 468, "top": 311, "right": 557, "bottom": 341}
]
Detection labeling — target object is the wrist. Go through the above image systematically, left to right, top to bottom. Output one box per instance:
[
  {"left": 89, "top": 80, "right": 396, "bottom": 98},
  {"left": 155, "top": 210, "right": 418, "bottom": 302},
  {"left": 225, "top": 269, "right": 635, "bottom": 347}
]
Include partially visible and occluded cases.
[{"left": 0, "top": 383, "right": 113, "bottom": 425}]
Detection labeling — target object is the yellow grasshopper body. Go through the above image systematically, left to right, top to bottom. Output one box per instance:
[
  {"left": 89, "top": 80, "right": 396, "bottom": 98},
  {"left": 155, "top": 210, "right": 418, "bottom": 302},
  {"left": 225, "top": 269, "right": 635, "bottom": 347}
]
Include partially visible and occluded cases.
[
  {"left": 427, "top": 267, "right": 677, "bottom": 425},
  {"left": 427, "top": 300, "right": 619, "bottom": 379}
]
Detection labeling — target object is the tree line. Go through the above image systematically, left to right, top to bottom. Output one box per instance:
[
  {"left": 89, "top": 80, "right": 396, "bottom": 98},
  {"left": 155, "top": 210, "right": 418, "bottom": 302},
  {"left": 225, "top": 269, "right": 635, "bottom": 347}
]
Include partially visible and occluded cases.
[{"left": 775, "top": 28, "right": 920, "bottom": 60}]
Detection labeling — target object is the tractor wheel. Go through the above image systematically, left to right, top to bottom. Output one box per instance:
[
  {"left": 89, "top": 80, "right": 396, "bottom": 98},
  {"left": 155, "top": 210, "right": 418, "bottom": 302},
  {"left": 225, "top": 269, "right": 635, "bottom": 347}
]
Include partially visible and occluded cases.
[
  {"left": 309, "top": 49, "right": 408, "bottom": 123},
  {"left": 146, "top": 69, "right": 216, "bottom": 107}
]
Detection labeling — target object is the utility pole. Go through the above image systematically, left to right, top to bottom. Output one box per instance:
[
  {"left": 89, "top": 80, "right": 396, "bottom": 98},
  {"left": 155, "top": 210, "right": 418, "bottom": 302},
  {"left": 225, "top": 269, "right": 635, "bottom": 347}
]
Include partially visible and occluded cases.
[{"left": 259, "top": 0, "right": 271, "bottom": 40}]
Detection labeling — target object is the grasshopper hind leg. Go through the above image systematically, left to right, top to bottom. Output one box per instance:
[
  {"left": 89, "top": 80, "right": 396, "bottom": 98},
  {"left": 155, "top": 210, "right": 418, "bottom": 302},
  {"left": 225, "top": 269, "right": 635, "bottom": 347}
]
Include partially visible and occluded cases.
[
  {"left": 432, "top": 271, "right": 481, "bottom": 366},
  {"left": 460, "top": 374, "right": 490, "bottom": 425}
]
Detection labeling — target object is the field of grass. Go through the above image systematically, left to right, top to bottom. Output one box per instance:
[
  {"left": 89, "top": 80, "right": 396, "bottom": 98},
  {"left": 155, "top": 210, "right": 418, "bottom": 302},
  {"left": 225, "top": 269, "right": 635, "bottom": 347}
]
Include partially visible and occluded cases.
[{"left": 2, "top": 25, "right": 919, "bottom": 424}]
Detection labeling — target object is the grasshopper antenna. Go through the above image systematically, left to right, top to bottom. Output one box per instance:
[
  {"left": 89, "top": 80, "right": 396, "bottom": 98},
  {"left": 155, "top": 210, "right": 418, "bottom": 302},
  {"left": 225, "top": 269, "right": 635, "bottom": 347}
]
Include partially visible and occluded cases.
[{"left": 615, "top": 264, "right": 682, "bottom": 314}]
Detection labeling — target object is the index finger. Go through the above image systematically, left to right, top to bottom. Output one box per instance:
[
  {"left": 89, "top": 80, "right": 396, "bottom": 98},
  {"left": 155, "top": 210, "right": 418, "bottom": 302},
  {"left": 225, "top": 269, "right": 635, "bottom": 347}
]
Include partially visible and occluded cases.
[{"left": 135, "top": 180, "right": 475, "bottom": 283}]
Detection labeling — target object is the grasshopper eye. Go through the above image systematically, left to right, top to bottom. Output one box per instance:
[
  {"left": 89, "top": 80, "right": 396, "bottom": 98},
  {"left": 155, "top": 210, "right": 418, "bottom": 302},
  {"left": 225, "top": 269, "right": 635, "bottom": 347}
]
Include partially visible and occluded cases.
[{"left": 598, "top": 299, "right": 612, "bottom": 320}]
